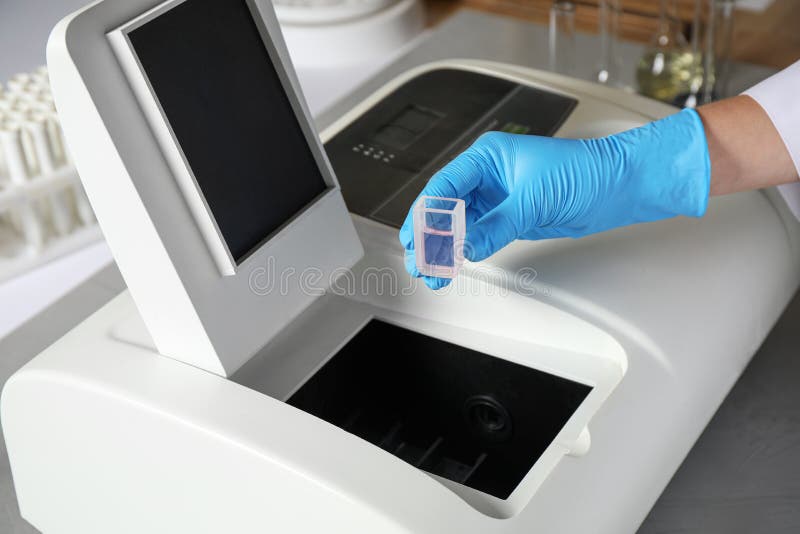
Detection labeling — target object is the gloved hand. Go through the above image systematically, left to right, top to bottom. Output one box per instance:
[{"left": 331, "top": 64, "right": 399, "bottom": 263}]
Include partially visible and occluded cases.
[{"left": 399, "top": 108, "right": 711, "bottom": 289}]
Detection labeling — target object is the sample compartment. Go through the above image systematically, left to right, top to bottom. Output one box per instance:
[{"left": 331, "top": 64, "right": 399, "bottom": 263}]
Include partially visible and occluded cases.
[{"left": 288, "top": 320, "right": 592, "bottom": 499}]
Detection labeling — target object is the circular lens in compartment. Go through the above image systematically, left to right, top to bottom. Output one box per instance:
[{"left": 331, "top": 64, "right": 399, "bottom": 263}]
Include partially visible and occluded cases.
[{"left": 463, "top": 394, "right": 513, "bottom": 442}]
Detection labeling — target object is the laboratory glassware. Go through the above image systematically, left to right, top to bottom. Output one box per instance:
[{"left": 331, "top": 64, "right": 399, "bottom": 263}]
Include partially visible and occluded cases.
[
  {"left": 596, "top": 0, "right": 623, "bottom": 85},
  {"left": 635, "top": 0, "right": 695, "bottom": 104},
  {"left": 691, "top": 0, "right": 735, "bottom": 106},
  {"left": 549, "top": 1, "right": 576, "bottom": 76},
  {"left": 0, "top": 67, "right": 101, "bottom": 282},
  {"left": 413, "top": 196, "right": 465, "bottom": 279}
]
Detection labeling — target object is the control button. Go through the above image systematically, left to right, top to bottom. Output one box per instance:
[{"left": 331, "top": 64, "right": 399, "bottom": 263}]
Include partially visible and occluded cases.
[
  {"left": 352, "top": 146, "right": 360, "bottom": 152},
  {"left": 373, "top": 154, "right": 381, "bottom": 159},
  {"left": 383, "top": 157, "right": 390, "bottom": 163}
]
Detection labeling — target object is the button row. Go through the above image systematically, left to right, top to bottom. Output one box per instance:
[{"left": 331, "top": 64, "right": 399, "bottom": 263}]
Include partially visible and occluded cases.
[{"left": 352, "top": 144, "right": 396, "bottom": 163}]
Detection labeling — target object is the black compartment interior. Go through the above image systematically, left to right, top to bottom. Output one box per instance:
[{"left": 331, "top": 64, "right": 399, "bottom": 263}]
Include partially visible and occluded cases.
[{"left": 288, "top": 320, "right": 592, "bottom": 499}]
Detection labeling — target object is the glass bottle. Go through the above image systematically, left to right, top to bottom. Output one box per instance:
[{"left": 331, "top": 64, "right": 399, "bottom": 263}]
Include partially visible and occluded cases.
[{"left": 635, "top": 0, "right": 695, "bottom": 104}]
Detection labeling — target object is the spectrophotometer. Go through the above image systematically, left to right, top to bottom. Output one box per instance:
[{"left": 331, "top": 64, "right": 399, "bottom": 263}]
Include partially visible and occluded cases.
[{"left": 3, "top": 0, "right": 800, "bottom": 532}]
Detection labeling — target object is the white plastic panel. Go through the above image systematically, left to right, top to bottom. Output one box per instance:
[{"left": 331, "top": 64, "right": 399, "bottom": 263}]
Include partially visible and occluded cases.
[{"left": 46, "top": 0, "right": 363, "bottom": 377}]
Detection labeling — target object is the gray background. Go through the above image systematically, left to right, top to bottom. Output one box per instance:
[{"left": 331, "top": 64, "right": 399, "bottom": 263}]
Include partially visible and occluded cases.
[
  {"left": 0, "top": 0, "right": 90, "bottom": 81},
  {"left": 1, "top": 2, "right": 798, "bottom": 532}
]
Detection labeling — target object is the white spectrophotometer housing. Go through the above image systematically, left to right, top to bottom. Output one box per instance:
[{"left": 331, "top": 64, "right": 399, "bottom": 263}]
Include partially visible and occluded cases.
[{"left": 3, "top": 0, "right": 800, "bottom": 533}]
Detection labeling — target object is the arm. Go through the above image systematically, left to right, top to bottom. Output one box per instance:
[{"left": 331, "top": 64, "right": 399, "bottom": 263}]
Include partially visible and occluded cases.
[
  {"left": 400, "top": 64, "right": 800, "bottom": 289},
  {"left": 699, "top": 95, "right": 798, "bottom": 196},
  {"left": 399, "top": 108, "right": 712, "bottom": 289}
]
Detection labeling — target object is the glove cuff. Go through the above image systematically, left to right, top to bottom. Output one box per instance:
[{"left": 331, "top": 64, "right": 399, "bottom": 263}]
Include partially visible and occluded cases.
[{"left": 622, "top": 108, "right": 712, "bottom": 221}]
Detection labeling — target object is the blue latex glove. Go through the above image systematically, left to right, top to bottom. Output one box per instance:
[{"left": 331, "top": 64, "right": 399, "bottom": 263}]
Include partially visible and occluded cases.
[{"left": 399, "top": 109, "right": 711, "bottom": 289}]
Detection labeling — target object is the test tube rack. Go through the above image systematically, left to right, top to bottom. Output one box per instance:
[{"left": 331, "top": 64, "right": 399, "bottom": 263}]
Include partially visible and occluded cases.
[{"left": 0, "top": 67, "right": 101, "bottom": 284}]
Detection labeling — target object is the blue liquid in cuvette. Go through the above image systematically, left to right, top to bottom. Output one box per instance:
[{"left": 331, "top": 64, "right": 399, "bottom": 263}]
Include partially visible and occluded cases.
[{"left": 424, "top": 232, "right": 454, "bottom": 267}]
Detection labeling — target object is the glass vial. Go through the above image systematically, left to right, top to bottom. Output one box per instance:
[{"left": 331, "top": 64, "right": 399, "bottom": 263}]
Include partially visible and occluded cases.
[
  {"left": 596, "top": 0, "right": 623, "bottom": 85},
  {"left": 694, "top": 0, "right": 735, "bottom": 105},
  {"left": 549, "top": 1, "right": 576, "bottom": 76}
]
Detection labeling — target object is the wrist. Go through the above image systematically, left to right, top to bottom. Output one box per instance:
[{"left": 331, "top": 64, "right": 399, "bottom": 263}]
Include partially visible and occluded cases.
[{"left": 616, "top": 109, "right": 711, "bottom": 221}]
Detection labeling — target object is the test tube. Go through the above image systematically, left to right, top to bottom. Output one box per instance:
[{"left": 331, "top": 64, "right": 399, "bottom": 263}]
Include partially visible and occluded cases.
[
  {"left": 596, "top": 0, "right": 623, "bottom": 85},
  {"left": 706, "top": 0, "right": 735, "bottom": 103},
  {"left": 549, "top": 1, "right": 576, "bottom": 76},
  {"left": 31, "top": 66, "right": 49, "bottom": 87},
  {"left": 6, "top": 73, "right": 32, "bottom": 96},
  {"left": 32, "top": 89, "right": 95, "bottom": 227},
  {"left": 35, "top": 94, "right": 93, "bottom": 225},
  {"left": 0, "top": 95, "right": 18, "bottom": 118},
  {"left": 31, "top": 98, "right": 66, "bottom": 164},
  {"left": 4, "top": 102, "right": 39, "bottom": 172},
  {"left": 11, "top": 106, "right": 54, "bottom": 229},
  {"left": 25, "top": 112, "right": 74, "bottom": 235},
  {"left": 0, "top": 119, "right": 45, "bottom": 249}
]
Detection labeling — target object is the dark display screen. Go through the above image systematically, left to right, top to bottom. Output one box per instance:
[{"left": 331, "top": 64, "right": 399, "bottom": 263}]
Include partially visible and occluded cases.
[
  {"left": 129, "top": 0, "right": 328, "bottom": 262},
  {"left": 372, "top": 105, "right": 443, "bottom": 150}
]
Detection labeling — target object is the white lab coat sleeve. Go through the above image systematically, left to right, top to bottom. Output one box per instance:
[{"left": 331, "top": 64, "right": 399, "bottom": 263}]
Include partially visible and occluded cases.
[{"left": 743, "top": 60, "right": 800, "bottom": 220}]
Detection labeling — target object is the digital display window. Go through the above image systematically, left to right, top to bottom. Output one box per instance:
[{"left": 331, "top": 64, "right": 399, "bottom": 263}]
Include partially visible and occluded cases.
[{"left": 128, "top": 0, "right": 328, "bottom": 262}]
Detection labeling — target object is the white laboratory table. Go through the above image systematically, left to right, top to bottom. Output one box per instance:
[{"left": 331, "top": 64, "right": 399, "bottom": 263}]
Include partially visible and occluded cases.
[
  {"left": 1, "top": 7, "right": 798, "bottom": 534},
  {"left": 0, "top": 243, "right": 112, "bottom": 340}
]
